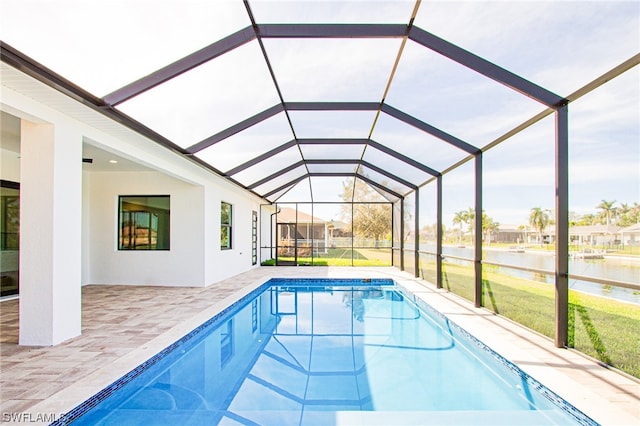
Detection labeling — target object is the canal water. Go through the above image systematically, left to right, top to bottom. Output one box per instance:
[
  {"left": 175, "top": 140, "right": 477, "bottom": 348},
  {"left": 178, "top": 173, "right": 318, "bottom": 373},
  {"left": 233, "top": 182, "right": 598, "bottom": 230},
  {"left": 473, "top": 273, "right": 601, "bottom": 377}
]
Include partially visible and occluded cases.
[{"left": 432, "top": 246, "right": 640, "bottom": 305}]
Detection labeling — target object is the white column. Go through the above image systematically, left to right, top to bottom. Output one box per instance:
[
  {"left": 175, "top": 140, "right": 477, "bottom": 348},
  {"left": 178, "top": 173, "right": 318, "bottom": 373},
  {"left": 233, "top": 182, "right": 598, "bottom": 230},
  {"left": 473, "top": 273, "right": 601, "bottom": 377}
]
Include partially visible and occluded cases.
[{"left": 19, "top": 119, "right": 82, "bottom": 346}]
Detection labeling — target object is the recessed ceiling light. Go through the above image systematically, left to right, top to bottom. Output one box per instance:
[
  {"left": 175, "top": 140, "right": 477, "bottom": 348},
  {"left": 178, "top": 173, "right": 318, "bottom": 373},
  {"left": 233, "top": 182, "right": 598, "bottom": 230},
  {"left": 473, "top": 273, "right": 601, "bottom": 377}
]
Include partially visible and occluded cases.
[{"left": 109, "top": 160, "right": 118, "bottom": 164}]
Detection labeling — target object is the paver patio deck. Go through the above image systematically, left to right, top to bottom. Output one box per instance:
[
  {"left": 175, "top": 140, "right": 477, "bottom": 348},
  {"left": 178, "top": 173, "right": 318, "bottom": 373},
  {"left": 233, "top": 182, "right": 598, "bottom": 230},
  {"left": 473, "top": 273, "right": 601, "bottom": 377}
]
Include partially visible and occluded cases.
[{"left": 1, "top": 267, "right": 638, "bottom": 425}]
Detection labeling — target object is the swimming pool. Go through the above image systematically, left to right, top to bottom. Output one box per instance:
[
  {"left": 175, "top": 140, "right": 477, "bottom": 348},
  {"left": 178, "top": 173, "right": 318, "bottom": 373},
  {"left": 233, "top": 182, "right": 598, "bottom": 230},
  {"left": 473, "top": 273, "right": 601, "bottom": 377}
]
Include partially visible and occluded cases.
[{"left": 55, "top": 278, "right": 597, "bottom": 425}]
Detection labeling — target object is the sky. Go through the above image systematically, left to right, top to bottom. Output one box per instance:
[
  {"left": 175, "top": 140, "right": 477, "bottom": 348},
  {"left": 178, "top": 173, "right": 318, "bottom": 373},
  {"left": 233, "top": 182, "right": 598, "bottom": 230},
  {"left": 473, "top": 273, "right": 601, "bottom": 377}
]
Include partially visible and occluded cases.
[{"left": 1, "top": 0, "right": 638, "bottom": 227}]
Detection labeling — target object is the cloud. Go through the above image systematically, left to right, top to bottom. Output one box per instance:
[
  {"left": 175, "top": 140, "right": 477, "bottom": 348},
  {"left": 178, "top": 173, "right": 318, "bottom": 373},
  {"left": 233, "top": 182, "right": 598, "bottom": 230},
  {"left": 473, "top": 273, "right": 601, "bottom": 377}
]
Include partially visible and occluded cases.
[
  {"left": 0, "top": 0, "right": 252, "bottom": 95},
  {"left": 2, "top": 0, "right": 637, "bottom": 212},
  {"left": 250, "top": 0, "right": 416, "bottom": 24},
  {"left": 414, "top": 1, "right": 640, "bottom": 96},
  {"left": 264, "top": 38, "right": 402, "bottom": 102},
  {"left": 116, "top": 41, "right": 281, "bottom": 148}
]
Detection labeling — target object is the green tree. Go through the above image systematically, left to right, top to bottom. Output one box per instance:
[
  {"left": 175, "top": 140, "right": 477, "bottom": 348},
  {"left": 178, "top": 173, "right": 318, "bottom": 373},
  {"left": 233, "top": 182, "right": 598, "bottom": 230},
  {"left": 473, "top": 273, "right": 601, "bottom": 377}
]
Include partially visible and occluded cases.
[
  {"left": 339, "top": 179, "right": 392, "bottom": 245},
  {"left": 596, "top": 199, "right": 617, "bottom": 226},
  {"left": 616, "top": 202, "right": 640, "bottom": 227},
  {"left": 630, "top": 202, "right": 640, "bottom": 225},
  {"left": 617, "top": 203, "right": 631, "bottom": 227},
  {"left": 465, "top": 207, "right": 475, "bottom": 235},
  {"left": 529, "top": 207, "right": 550, "bottom": 246},
  {"left": 452, "top": 208, "right": 476, "bottom": 243},
  {"left": 452, "top": 208, "right": 498, "bottom": 244},
  {"left": 453, "top": 210, "right": 467, "bottom": 244},
  {"left": 482, "top": 211, "right": 500, "bottom": 245},
  {"left": 576, "top": 213, "right": 597, "bottom": 226}
]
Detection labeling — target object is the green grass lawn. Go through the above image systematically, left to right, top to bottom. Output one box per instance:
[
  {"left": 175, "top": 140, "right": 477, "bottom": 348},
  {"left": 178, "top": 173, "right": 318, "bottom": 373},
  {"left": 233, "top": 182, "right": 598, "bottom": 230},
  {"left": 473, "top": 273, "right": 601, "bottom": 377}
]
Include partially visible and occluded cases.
[
  {"left": 263, "top": 248, "right": 392, "bottom": 267},
  {"left": 425, "top": 261, "right": 640, "bottom": 378}
]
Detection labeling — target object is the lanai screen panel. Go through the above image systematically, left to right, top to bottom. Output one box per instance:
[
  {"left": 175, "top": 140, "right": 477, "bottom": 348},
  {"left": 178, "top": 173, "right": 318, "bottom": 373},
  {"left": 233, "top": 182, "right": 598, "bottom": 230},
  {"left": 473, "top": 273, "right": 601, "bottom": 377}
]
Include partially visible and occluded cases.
[
  {"left": 1, "top": 0, "right": 637, "bottom": 211},
  {"left": 250, "top": 0, "right": 416, "bottom": 24},
  {"left": 0, "top": 1, "right": 251, "bottom": 96},
  {"left": 415, "top": 1, "right": 640, "bottom": 96},
  {"left": 263, "top": 38, "right": 402, "bottom": 102},
  {"left": 386, "top": 41, "right": 542, "bottom": 148},
  {"left": 115, "top": 42, "right": 280, "bottom": 149},
  {"left": 569, "top": 67, "right": 640, "bottom": 227},
  {"left": 289, "top": 111, "right": 378, "bottom": 139},
  {"left": 196, "top": 113, "right": 294, "bottom": 173},
  {"left": 371, "top": 114, "right": 469, "bottom": 173},
  {"left": 482, "top": 115, "right": 555, "bottom": 238},
  {"left": 300, "top": 144, "right": 365, "bottom": 161},
  {"left": 231, "top": 147, "right": 303, "bottom": 187},
  {"left": 362, "top": 147, "right": 435, "bottom": 186},
  {"left": 306, "top": 164, "right": 359, "bottom": 174},
  {"left": 249, "top": 165, "right": 309, "bottom": 197},
  {"left": 357, "top": 166, "right": 413, "bottom": 197},
  {"left": 306, "top": 177, "right": 355, "bottom": 203},
  {"left": 272, "top": 178, "right": 313, "bottom": 203},
  {"left": 353, "top": 179, "right": 390, "bottom": 203}
]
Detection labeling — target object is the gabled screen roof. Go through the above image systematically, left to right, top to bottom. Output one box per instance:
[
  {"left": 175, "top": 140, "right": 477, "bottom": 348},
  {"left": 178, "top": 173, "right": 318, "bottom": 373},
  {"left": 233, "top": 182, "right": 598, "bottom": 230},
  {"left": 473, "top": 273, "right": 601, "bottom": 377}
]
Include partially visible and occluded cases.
[{"left": 1, "top": 0, "right": 638, "bottom": 203}]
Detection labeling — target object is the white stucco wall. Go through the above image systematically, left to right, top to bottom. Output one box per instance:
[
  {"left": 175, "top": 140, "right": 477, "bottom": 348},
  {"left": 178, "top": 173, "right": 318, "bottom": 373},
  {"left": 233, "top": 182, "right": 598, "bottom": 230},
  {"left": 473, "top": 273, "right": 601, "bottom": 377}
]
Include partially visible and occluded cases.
[
  {"left": 3, "top": 72, "right": 265, "bottom": 291},
  {"left": 19, "top": 120, "right": 82, "bottom": 345},
  {"left": 0, "top": 147, "right": 20, "bottom": 181},
  {"left": 85, "top": 170, "right": 264, "bottom": 287},
  {"left": 86, "top": 171, "right": 205, "bottom": 287},
  {"left": 203, "top": 185, "right": 262, "bottom": 284}
]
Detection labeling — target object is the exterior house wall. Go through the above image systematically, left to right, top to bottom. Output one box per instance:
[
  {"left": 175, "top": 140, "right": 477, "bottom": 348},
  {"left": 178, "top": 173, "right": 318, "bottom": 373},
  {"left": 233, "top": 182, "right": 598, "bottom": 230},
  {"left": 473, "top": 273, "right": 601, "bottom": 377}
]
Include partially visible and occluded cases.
[
  {"left": 2, "top": 78, "right": 265, "bottom": 291},
  {"left": 0, "top": 147, "right": 20, "bottom": 182},
  {"left": 86, "top": 171, "right": 206, "bottom": 287},
  {"left": 203, "top": 184, "right": 262, "bottom": 284},
  {"left": 618, "top": 225, "right": 640, "bottom": 246}
]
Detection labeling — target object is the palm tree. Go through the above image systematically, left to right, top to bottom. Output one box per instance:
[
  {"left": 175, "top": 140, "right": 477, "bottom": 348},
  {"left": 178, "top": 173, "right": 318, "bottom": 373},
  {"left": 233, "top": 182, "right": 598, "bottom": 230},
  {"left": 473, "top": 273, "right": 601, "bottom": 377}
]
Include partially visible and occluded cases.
[
  {"left": 596, "top": 199, "right": 617, "bottom": 226},
  {"left": 632, "top": 202, "right": 640, "bottom": 224},
  {"left": 618, "top": 203, "right": 632, "bottom": 227},
  {"left": 466, "top": 207, "right": 476, "bottom": 236},
  {"left": 529, "top": 207, "right": 550, "bottom": 246},
  {"left": 453, "top": 210, "right": 467, "bottom": 244},
  {"left": 482, "top": 212, "right": 500, "bottom": 245},
  {"left": 578, "top": 213, "right": 597, "bottom": 226}
]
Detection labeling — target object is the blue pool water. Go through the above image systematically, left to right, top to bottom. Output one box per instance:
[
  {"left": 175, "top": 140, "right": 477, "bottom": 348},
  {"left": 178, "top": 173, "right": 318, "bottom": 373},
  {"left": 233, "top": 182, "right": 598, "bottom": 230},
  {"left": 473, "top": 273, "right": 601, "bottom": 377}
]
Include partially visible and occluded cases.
[{"left": 57, "top": 278, "right": 597, "bottom": 425}]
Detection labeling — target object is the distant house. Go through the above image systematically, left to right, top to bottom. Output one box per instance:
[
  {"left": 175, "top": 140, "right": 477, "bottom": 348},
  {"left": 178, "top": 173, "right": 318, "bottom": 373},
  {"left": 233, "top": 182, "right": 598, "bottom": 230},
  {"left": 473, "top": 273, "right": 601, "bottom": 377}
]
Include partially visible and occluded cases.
[
  {"left": 275, "top": 208, "right": 325, "bottom": 255},
  {"left": 275, "top": 208, "right": 325, "bottom": 238},
  {"left": 618, "top": 223, "right": 640, "bottom": 246},
  {"left": 494, "top": 224, "right": 523, "bottom": 244},
  {"left": 569, "top": 224, "right": 621, "bottom": 247},
  {"left": 523, "top": 225, "right": 555, "bottom": 245}
]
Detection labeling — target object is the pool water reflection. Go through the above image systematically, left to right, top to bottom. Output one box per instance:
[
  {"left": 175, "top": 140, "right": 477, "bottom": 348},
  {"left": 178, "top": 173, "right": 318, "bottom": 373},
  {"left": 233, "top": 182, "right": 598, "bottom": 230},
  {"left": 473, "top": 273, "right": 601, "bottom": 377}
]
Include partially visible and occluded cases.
[{"left": 65, "top": 279, "right": 596, "bottom": 426}]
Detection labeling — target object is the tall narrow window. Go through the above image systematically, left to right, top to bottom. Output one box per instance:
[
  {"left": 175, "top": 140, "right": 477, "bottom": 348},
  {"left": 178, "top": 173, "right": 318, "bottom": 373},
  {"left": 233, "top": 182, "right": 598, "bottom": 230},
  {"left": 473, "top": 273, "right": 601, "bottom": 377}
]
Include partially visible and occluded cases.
[
  {"left": 119, "top": 196, "right": 170, "bottom": 250},
  {"left": 221, "top": 202, "right": 232, "bottom": 250},
  {"left": 252, "top": 210, "right": 258, "bottom": 265}
]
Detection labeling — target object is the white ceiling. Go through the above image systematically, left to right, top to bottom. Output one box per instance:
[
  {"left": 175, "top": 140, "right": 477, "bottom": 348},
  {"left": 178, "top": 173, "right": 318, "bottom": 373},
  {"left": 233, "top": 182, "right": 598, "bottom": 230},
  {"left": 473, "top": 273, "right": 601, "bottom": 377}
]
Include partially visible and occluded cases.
[{"left": 1, "top": 110, "right": 152, "bottom": 173}]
